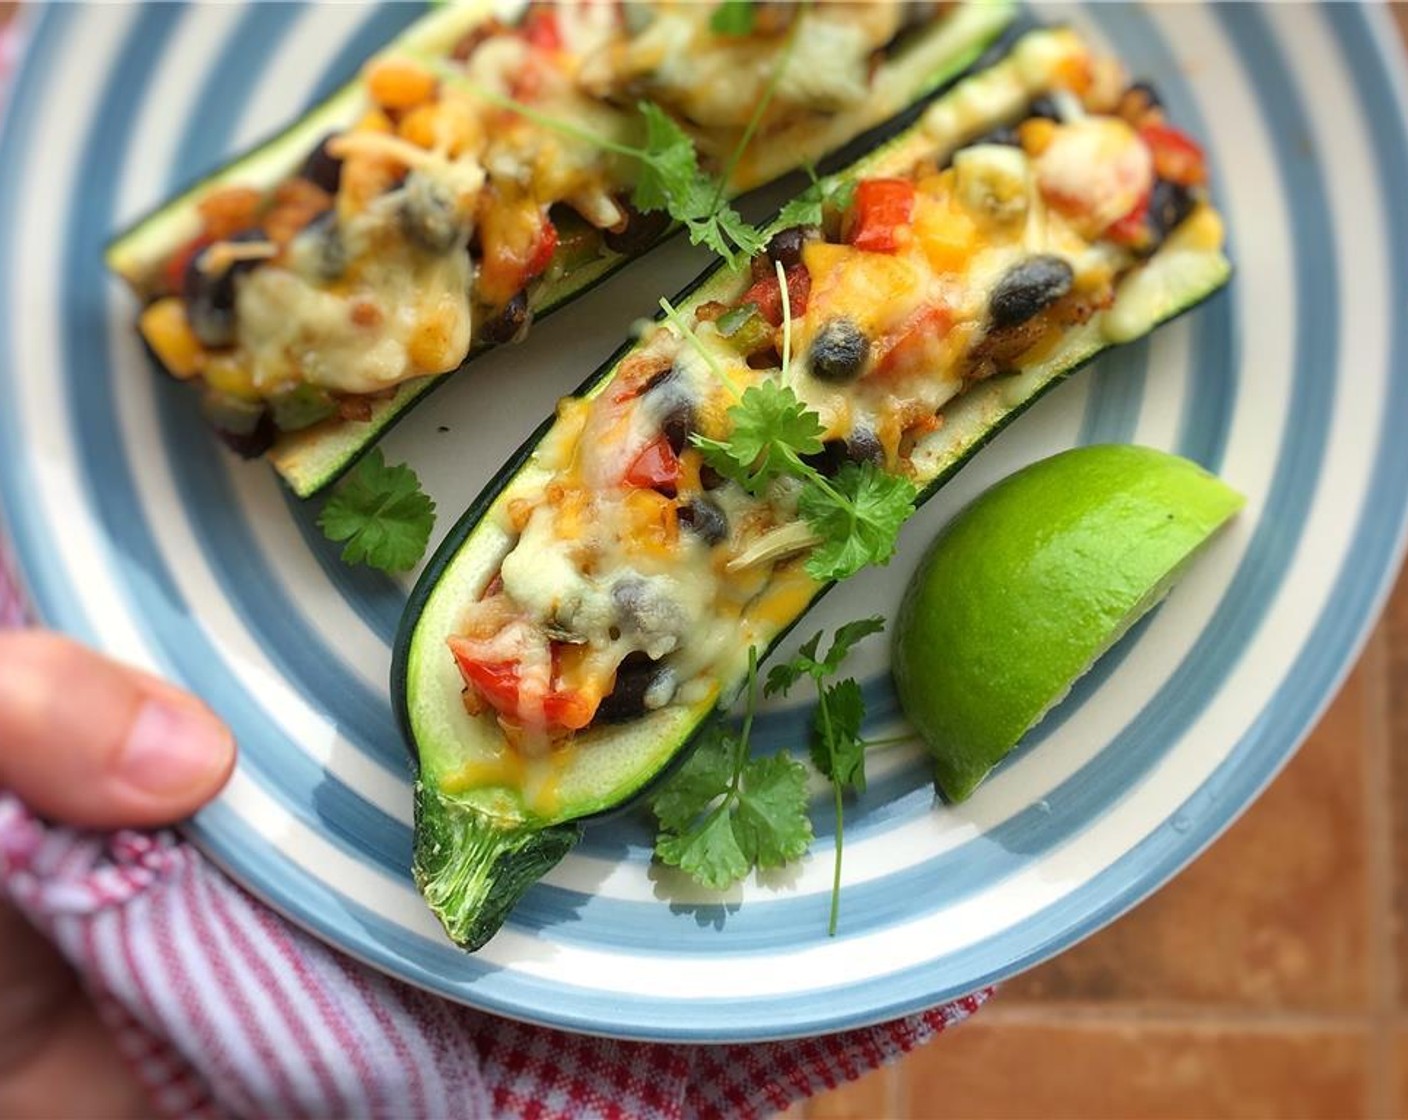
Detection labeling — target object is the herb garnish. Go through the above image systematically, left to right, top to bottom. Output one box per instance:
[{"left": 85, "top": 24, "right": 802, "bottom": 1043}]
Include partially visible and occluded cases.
[
  {"left": 318, "top": 450, "right": 436, "bottom": 573},
  {"left": 766, "top": 617, "right": 885, "bottom": 934},
  {"left": 652, "top": 649, "right": 814, "bottom": 889}
]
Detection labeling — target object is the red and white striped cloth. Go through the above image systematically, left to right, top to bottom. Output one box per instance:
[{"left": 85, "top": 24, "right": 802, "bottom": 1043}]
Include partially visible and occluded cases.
[
  {"left": 0, "top": 18, "right": 987, "bottom": 1115},
  {"left": 0, "top": 550, "right": 989, "bottom": 1119}
]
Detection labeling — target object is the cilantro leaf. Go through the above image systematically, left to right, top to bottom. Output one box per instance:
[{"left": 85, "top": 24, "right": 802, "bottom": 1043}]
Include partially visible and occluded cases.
[
  {"left": 710, "top": 0, "right": 755, "bottom": 36},
  {"left": 632, "top": 101, "right": 700, "bottom": 217},
  {"left": 775, "top": 171, "right": 858, "bottom": 231},
  {"left": 687, "top": 205, "right": 768, "bottom": 265},
  {"left": 692, "top": 382, "right": 825, "bottom": 496},
  {"left": 317, "top": 450, "right": 435, "bottom": 573},
  {"left": 800, "top": 462, "right": 918, "bottom": 581},
  {"left": 823, "top": 617, "right": 886, "bottom": 675},
  {"left": 764, "top": 630, "right": 824, "bottom": 698},
  {"left": 651, "top": 652, "right": 814, "bottom": 892},
  {"left": 812, "top": 677, "right": 866, "bottom": 794},
  {"left": 650, "top": 724, "right": 735, "bottom": 835},
  {"left": 734, "top": 753, "right": 814, "bottom": 868},
  {"left": 656, "top": 809, "right": 750, "bottom": 891}
]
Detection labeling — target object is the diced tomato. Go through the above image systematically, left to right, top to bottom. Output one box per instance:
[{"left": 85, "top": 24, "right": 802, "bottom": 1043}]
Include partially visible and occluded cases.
[
  {"left": 1139, "top": 124, "right": 1206, "bottom": 187},
  {"left": 848, "top": 179, "right": 916, "bottom": 254},
  {"left": 524, "top": 216, "right": 559, "bottom": 280},
  {"left": 740, "top": 265, "right": 810, "bottom": 327},
  {"left": 873, "top": 304, "right": 952, "bottom": 379},
  {"left": 624, "top": 435, "right": 680, "bottom": 495},
  {"left": 449, "top": 639, "right": 599, "bottom": 732},
  {"left": 448, "top": 642, "right": 522, "bottom": 714}
]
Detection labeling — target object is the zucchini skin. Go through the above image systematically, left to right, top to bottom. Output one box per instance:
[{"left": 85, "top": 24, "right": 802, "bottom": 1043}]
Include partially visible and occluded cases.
[
  {"left": 105, "top": 2, "right": 1019, "bottom": 498},
  {"left": 392, "top": 27, "right": 1233, "bottom": 951}
]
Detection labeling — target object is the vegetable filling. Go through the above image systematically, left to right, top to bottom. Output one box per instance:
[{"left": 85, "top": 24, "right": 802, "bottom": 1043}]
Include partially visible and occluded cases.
[{"left": 130, "top": 1, "right": 962, "bottom": 457}]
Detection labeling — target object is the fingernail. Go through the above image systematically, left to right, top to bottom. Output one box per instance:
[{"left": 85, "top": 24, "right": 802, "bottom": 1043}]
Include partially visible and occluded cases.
[{"left": 118, "top": 698, "right": 233, "bottom": 796}]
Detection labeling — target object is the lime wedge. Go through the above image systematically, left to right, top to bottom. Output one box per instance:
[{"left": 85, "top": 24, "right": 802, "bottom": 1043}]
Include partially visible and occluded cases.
[{"left": 893, "top": 444, "right": 1244, "bottom": 802}]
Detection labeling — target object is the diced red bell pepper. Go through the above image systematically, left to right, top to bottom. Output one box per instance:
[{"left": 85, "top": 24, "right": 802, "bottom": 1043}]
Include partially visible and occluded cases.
[
  {"left": 522, "top": 7, "right": 562, "bottom": 52},
  {"left": 1140, "top": 124, "right": 1207, "bottom": 187},
  {"left": 848, "top": 179, "right": 916, "bottom": 254},
  {"left": 1106, "top": 189, "right": 1151, "bottom": 245},
  {"left": 524, "top": 216, "right": 559, "bottom": 281},
  {"left": 163, "top": 235, "right": 213, "bottom": 296},
  {"left": 740, "top": 265, "right": 811, "bottom": 327},
  {"left": 873, "top": 304, "right": 952, "bottom": 379},
  {"left": 624, "top": 435, "right": 681, "bottom": 495}
]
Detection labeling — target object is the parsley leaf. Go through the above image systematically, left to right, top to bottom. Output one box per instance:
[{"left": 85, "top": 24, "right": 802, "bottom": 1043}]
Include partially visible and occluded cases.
[
  {"left": 710, "top": 0, "right": 756, "bottom": 36},
  {"left": 692, "top": 381, "right": 825, "bottom": 496},
  {"left": 317, "top": 451, "right": 435, "bottom": 573},
  {"left": 799, "top": 462, "right": 918, "bottom": 581},
  {"left": 651, "top": 652, "right": 813, "bottom": 891}
]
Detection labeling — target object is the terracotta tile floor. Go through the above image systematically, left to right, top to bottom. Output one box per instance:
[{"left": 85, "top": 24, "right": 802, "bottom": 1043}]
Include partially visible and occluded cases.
[{"left": 791, "top": 561, "right": 1405, "bottom": 1119}]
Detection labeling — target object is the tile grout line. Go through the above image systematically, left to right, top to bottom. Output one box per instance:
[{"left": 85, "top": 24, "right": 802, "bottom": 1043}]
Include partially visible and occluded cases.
[{"left": 1363, "top": 627, "right": 1399, "bottom": 1120}]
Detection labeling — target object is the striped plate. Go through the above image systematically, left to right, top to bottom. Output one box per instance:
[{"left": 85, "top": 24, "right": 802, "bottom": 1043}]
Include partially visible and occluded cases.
[{"left": 1, "top": 2, "right": 1405, "bottom": 1043}]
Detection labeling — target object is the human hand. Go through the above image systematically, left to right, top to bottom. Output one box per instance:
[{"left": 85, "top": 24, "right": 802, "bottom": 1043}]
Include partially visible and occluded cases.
[{"left": 0, "top": 631, "right": 235, "bottom": 1118}]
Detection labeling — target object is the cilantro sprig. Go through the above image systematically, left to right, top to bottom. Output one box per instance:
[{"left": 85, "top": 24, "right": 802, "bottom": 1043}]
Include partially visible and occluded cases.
[
  {"left": 709, "top": 0, "right": 756, "bottom": 36},
  {"left": 685, "top": 263, "right": 918, "bottom": 581},
  {"left": 317, "top": 450, "right": 436, "bottom": 573},
  {"left": 765, "top": 617, "right": 886, "bottom": 934},
  {"left": 651, "top": 619, "right": 892, "bottom": 935},
  {"left": 652, "top": 650, "right": 813, "bottom": 888}
]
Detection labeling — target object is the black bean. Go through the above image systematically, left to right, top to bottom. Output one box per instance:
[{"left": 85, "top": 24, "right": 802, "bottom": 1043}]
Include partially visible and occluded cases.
[
  {"left": 1127, "top": 80, "right": 1162, "bottom": 110},
  {"left": 1027, "top": 95, "right": 1061, "bottom": 122},
  {"left": 971, "top": 125, "right": 1021, "bottom": 149},
  {"left": 301, "top": 134, "right": 343, "bottom": 194},
  {"left": 400, "top": 173, "right": 462, "bottom": 254},
  {"left": 1145, "top": 179, "right": 1196, "bottom": 247},
  {"left": 603, "top": 198, "right": 672, "bottom": 255},
  {"left": 299, "top": 210, "right": 347, "bottom": 280},
  {"left": 766, "top": 225, "right": 816, "bottom": 271},
  {"left": 183, "top": 229, "right": 266, "bottom": 349},
  {"left": 988, "top": 255, "right": 1074, "bottom": 329},
  {"left": 479, "top": 289, "right": 530, "bottom": 346},
  {"left": 808, "top": 317, "right": 870, "bottom": 383},
  {"left": 661, "top": 401, "right": 694, "bottom": 456},
  {"left": 210, "top": 404, "right": 276, "bottom": 459},
  {"left": 801, "top": 429, "right": 884, "bottom": 478},
  {"left": 700, "top": 463, "right": 727, "bottom": 491},
  {"left": 678, "top": 497, "right": 727, "bottom": 546},
  {"left": 610, "top": 577, "right": 681, "bottom": 640},
  {"left": 594, "top": 653, "right": 674, "bottom": 724}
]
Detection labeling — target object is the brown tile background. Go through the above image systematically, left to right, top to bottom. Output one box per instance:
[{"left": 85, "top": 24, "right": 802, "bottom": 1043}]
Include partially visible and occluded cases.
[
  {"left": 793, "top": 14, "right": 1408, "bottom": 1113},
  {"left": 791, "top": 555, "right": 1401, "bottom": 1120}
]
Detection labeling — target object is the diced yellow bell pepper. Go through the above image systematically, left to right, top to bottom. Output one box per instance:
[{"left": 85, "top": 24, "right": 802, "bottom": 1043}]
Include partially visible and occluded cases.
[{"left": 138, "top": 297, "right": 205, "bottom": 380}]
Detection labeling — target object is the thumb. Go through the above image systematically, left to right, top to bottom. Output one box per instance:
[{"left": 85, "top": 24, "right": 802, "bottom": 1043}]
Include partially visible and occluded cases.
[{"left": 0, "top": 632, "right": 235, "bottom": 829}]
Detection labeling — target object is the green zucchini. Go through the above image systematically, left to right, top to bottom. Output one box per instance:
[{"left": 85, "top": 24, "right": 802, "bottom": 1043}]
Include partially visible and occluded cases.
[
  {"left": 106, "top": 0, "right": 1016, "bottom": 498},
  {"left": 393, "top": 27, "right": 1232, "bottom": 951}
]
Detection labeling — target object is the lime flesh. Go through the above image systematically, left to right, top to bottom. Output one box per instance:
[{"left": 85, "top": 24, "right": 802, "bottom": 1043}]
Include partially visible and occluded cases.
[{"left": 893, "top": 444, "right": 1244, "bottom": 802}]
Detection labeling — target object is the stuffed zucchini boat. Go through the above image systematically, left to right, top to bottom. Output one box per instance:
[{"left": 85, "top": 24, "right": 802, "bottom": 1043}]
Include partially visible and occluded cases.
[
  {"left": 105, "top": 0, "right": 1014, "bottom": 498},
  {"left": 395, "top": 26, "right": 1231, "bottom": 950}
]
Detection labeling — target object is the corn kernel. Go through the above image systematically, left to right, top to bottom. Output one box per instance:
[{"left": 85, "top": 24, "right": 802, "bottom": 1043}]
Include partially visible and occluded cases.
[
  {"left": 1019, "top": 117, "right": 1058, "bottom": 157},
  {"left": 202, "top": 351, "right": 258, "bottom": 398}
]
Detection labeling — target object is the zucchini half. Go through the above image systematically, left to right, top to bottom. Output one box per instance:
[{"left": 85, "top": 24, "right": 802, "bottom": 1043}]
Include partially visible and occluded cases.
[
  {"left": 105, "top": 0, "right": 1017, "bottom": 499},
  {"left": 393, "top": 27, "right": 1233, "bottom": 952}
]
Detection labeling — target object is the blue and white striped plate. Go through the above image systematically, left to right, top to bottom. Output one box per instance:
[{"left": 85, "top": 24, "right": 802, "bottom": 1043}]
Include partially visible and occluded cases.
[{"left": 2, "top": 2, "right": 1405, "bottom": 1042}]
